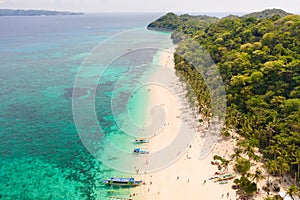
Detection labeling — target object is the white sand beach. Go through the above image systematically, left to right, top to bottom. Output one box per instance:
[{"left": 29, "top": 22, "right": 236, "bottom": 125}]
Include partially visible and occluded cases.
[{"left": 130, "top": 49, "right": 238, "bottom": 200}]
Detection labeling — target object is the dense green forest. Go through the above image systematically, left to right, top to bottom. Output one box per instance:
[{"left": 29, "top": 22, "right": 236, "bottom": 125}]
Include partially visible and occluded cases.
[
  {"left": 242, "top": 8, "right": 291, "bottom": 19},
  {"left": 148, "top": 9, "right": 300, "bottom": 189},
  {"left": 147, "top": 12, "right": 218, "bottom": 31}
]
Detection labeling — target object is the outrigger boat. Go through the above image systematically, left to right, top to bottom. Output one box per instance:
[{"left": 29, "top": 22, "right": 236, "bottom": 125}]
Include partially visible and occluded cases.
[
  {"left": 134, "top": 138, "right": 149, "bottom": 144},
  {"left": 133, "top": 148, "right": 149, "bottom": 154},
  {"left": 214, "top": 173, "right": 236, "bottom": 182},
  {"left": 208, "top": 175, "right": 219, "bottom": 180},
  {"left": 102, "top": 178, "right": 143, "bottom": 187},
  {"left": 219, "top": 181, "right": 228, "bottom": 184},
  {"left": 110, "top": 196, "right": 133, "bottom": 200}
]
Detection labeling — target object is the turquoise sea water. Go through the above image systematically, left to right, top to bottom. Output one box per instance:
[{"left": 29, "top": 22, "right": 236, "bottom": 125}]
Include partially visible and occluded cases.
[{"left": 0, "top": 14, "right": 172, "bottom": 199}]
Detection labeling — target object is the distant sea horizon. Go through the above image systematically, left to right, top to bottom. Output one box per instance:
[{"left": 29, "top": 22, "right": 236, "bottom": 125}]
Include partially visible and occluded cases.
[{"left": 1, "top": 10, "right": 299, "bottom": 18}]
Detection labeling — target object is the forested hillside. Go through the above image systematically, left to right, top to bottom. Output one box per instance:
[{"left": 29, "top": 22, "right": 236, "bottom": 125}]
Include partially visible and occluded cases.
[
  {"left": 242, "top": 8, "right": 291, "bottom": 19},
  {"left": 148, "top": 10, "right": 300, "bottom": 184},
  {"left": 147, "top": 12, "right": 219, "bottom": 43},
  {"left": 147, "top": 12, "right": 219, "bottom": 31}
]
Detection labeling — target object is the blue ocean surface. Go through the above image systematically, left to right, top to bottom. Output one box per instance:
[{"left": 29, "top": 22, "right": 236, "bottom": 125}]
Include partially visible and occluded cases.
[{"left": 0, "top": 13, "right": 172, "bottom": 199}]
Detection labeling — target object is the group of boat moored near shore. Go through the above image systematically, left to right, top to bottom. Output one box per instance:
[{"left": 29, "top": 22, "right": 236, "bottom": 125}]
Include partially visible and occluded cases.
[
  {"left": 101, "top": 138, "right": 149, "bottom": 189},
  {"left": 133, "top": 138, "right": 149, "bottom": 154},
  {"left": 209, "top": 173, "right": 236, "bottom": 185}
]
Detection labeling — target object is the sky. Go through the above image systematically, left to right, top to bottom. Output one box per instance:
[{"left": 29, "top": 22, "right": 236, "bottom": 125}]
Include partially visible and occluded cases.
[{"left": 0, "top": 0, "right": 299, "bottom": 14}]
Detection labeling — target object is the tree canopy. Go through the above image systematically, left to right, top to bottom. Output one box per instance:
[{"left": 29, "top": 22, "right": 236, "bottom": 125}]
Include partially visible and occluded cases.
[{"left": 148, "top": 9, "right": 300, "bottom": 182}]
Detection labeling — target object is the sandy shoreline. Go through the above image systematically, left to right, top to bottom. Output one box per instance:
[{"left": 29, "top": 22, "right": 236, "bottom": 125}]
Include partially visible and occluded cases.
[{"left": 130, "top": 49, "right": 239, "bottom": 200}]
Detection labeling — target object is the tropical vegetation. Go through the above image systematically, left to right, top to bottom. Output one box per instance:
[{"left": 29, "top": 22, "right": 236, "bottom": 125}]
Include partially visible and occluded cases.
[{"left": 148, "top": 8, "right": 300, "bottom": 190}]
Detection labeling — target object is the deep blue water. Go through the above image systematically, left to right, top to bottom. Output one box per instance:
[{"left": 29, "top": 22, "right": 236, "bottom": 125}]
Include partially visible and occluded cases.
[{"left": 0, "top": 13, "right": 171, "bottom": 199}]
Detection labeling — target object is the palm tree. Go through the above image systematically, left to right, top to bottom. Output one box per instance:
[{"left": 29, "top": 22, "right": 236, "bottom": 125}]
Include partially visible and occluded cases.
[
  {"left": 265, "top": 122, "right": 275, "bottom": 147},
  {"left": 237, "top": 138, "right": 261, "bottom": 163},
  {"left": 268, "top": 144, "right": 281, "bottom": 159},
  {"left": 231, "top": 148, "right": 242, "bottom": 161},
  {"left": 291, "top": 149, "right": 300, "bottom": 183},
  {"left": 252, "top": 154, "right": 261, "bottom": 163},
  {"left": 213, "top": 155, "right": 231, "bottom": 171},
  {"left": 277, "top": 156, "right": 290, "bottom": 177},
  {"left": 236, "top": 157, "right": 251, "bottom": 175},
  {"left": 222, "top": 159, "right": 231, "bottom": 172},
  {"left": 265, "top": 159, "right": 279, "bottom": 186},
  {"left": 266, "top": 159, "right": 282, "bottom": 175},
  {"left": 249, "top": 168, "right": 264, "bottom": 183},
  {"left": 235, "top": 176, "right": 257, "bottom": 196},
  {"left": 285, "top": 184, "right": 299, "bottom": 200},
  {"left": 263, "top": 196, "right": 273, "bottom": 200}
]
